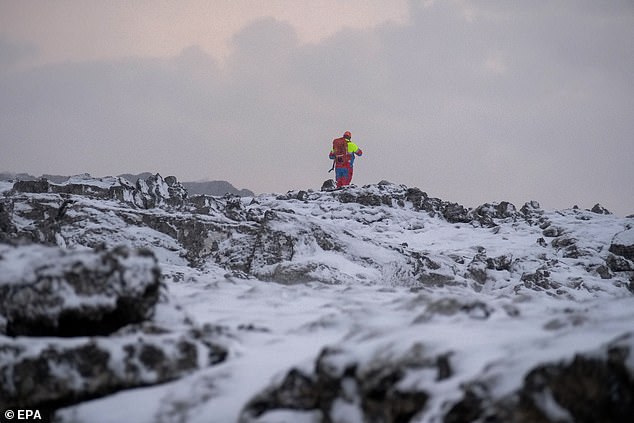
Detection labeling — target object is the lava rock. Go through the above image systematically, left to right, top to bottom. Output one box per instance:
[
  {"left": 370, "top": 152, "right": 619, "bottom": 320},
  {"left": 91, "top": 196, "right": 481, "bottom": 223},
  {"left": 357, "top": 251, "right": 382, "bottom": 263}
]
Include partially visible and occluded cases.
[
  {"left": 321, "top": 179, "right": 337, "bottom": 191},
  {"left": 590, "top": 204, "right": 612, "bottom": 215},
  {"left": 609, "top": 228, "right": 634, "bottom": 261},
  {"left": 0, "top": 244, "right": 162, "bottom": 337},
  {"left": 0, "top": 330, "right": 227, "bottom": 410},
  {"left": 446, "top": 333, "right": 634, "bottom": 423},
  {"left": 240, "top": 344, "right": 447, "bottom": 422}
]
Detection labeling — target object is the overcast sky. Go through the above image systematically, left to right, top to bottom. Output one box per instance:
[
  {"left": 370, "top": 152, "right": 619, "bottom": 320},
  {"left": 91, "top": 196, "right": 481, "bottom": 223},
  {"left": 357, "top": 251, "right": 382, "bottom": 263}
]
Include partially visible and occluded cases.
[{"left": 1, "top": 1, "right": 633, "bottom": 215}]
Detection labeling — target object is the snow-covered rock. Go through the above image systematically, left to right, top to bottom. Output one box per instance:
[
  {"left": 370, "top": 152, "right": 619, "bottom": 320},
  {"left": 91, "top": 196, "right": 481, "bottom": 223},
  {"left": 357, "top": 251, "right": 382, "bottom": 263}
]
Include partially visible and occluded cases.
[
  {"left": 8, "top": 172, "right": 187, "bottom": 211},
  {"left": 1, "top": 173, "right": 633, "bottom": 422},
  {"left": 610, "top": 227, "right": 634, "bottom": 260},
  {"left": 0, "top": 244, "right": 161, "bottom": 337},
  {"left": 0, "top": 327, "right": 227, "bottom": 410},
  {"left": 240, "top": 332, "right": 634, "bottom": 423}
]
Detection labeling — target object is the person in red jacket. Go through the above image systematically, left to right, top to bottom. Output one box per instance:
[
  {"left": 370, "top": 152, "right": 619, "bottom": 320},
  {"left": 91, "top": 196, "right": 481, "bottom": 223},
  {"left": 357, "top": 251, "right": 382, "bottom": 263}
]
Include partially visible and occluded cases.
[{"left": 329, "top": 131, "right": 363, "bottom": 188}]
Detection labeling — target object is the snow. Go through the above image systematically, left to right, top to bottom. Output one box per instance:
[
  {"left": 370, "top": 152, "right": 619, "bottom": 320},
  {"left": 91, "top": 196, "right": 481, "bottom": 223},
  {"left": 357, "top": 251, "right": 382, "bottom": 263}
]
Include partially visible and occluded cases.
[
  {"left": 62, "top": 174, "right": 121, "bottom": 189},
  {"left": 0, "top": 180, "right": 13, "bottom": 194},
  {"left": 2, "top": 180, "right": 633, "bottom": 422},
  {"left": 613, "top": 227, "right": 634, "bottom": 245},
  {"left": 0, "top": 244, "right": 58, "bottom": 285},
  {"left": 53, "top": 273, "right": 634, "bottom": 422},
  {"left": 533, "top": 388, "right": 573, "bottom": 422}
]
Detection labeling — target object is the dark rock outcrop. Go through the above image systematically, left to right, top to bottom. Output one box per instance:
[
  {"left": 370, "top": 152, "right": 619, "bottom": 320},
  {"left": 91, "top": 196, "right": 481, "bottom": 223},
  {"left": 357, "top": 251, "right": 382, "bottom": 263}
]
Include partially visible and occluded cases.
[
  {"left": 9, "top": 173, "right": 187, "bottom": 210},
  {"left": 321, "top": 179, "right": 337, "bottom": 191},
  {"left": 590, "top": 203, "right": 612, "bottom": 215},
  {"left": 609, "top": 228, "right": 634, "bottom": 261},
  {"left": 0, "top": 243, "right": 228, "bottom": 412},
  {"left": 0, "top": 245, "right": 161, "bottom": 337},
  {"left": 0, "top": 328, "right": 227, "bottom": 410},
  {"left": 242, "top": 333, "right": 634, "bottom": 423},
  {"left": 446, "top": 333, "right": 634, "bottom": 423},
  {"left": 240, "top": 344, "right": 449, "bottom": 422}
]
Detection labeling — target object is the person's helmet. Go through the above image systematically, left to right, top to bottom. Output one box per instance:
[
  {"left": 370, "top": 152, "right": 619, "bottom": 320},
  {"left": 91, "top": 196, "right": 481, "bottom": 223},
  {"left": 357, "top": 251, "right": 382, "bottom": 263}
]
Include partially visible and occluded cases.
[{"left": 343, "top": 131, "right": 351, "bottom": 139}]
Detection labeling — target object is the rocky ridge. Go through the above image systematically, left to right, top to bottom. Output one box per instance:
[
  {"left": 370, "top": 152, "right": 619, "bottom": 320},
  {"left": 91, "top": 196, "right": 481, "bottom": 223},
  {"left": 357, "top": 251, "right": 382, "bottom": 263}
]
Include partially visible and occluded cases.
[{"left": 0, "top": 174, "right": 633, "bottom": 422}]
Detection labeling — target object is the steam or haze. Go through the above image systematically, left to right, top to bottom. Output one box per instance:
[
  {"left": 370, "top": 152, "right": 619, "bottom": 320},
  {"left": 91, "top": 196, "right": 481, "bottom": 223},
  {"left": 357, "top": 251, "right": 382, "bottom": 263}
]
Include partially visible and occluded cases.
[{"left": 1, "top": 1, "right": 633, "bottom": 215}]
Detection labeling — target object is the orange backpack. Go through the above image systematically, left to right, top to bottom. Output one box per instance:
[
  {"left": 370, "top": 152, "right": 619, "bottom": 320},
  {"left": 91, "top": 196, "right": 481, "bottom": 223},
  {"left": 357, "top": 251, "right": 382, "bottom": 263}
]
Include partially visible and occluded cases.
[{"left": 332, "top": 137, "right": 350, "bottom": 165}]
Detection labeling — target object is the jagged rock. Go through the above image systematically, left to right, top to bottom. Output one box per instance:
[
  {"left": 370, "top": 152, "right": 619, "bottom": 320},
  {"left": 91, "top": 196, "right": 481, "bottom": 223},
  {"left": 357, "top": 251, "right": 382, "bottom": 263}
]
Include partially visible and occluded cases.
[
  {"left": 11, "top": 173, "right": 187, "bottom": 211},
  {"left": 134, "top": 173, "right": 187, "bottom": 209},
  {"left": 2, "top": 177, "right": 632, "bottom": 295},
  {"left": 11, "top": 178, "right": 51, "bottom": 194},
  {"left": 321, "top": 179, "right": 337, "bottom": 191},
  {"left": 403, "top": 187, "right": 426, "bottom": 209},
  {"left": 337, "top": 188, "right": 393, "bottom": 207},
  {"left": 296, "top": 190, "right": 308, "bottom": 201},
  {"left": 223, "top": 194, "right": 246, "bottom": 221},
  {"left": 0, "top": 195, "right": 83, "bottom": 244},
  {"left": 520, "top": 200, "right": 542, "bottom": 216},
  {"left": 0, "top": 202, "right": 16, "bottom": 242},
  {"left": 443, "top": 202, "right": 472, "bottom": 224},
  {"left": 473, "top": 202, "right": 518, "bottom": 227},
  {"left": 590, "top": 203, "right": 612, "bottom": 215},
  {"left": 248, "top": 213, "right": 295, "bottom": 273},
  {"left": 542, "top": 226, "right": 565, "bottom": 237},
  {"left": 609, "top": 228, "right": 634, "bottom": 260},
  {"left": 551, "top": 236, "right": 585, "bottom": 258},
  {"left": 0, "top": 245, "right": 161, "bottom": 337},
  {"left": 409, "top": 251, "right": 441, "bottom": 272},
  {"left": 467, "top": 252, "right": 488, "bottom": 284},
  {"left": 487, "top": 254, "right": 513, "bottom": 272},
  {"left": 605, "top": 254, "right": 633, "bottom": 272},
  {"left": 264, "top": 261, "right": 341, "bottom": 285},
  {"left": 595, "top": 264, "right": 613, "bottom": 279},
  {"left": 519, "top": 268, "right": 561, "bottom": 292},
  {"left": 417, "top": 272, "right": 456, "bottom": 287},
  {"left": 413, "top": 297, "right": 493, "bottom": 322},
  {"left": 0, "top": 329, "right": 227, "bottom": 410},
  {"left": 445, "top": 333, "right": 634, "bottom": 423},
  {"left": 244, "top": 335, "right": 634, "bottom": 423},
  {"left": 240, "top": 344, "right": 449, "bottom": 423},
  {"left": 444, "top": 383, "right": 490, "bottom": 423}
]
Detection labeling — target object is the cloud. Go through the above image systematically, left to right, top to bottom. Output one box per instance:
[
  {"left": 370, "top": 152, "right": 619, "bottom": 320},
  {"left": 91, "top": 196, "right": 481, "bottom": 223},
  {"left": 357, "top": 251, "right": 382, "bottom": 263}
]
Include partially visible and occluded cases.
[
  {"left": 0, "top": 1, "right": 633, "bottom": 215},
  {"left": 0, "top": 36, "right": 37, "bottom": 70}
]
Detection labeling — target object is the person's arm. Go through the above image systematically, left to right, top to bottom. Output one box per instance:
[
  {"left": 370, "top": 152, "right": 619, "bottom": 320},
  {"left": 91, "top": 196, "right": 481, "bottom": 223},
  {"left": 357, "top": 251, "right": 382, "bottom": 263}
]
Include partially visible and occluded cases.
[{"left": 349, "top": 142, "right": 362, "bottom": 156}]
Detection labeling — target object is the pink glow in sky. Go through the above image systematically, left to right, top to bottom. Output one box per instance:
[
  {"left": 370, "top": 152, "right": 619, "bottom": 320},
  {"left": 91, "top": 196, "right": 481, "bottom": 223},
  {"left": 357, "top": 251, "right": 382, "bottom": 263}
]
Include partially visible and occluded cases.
[
  {"left": 0, "top": 0, "right": 408, "bottom": 65},
  {"left": 1, "top": 1, "right": 633, "bottom": 216}
]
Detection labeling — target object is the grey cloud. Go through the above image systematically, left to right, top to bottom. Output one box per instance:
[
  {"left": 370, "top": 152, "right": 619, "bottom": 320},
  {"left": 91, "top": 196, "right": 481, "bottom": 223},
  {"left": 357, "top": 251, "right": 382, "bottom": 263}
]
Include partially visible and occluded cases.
[
  {"left": 0, "top": 2, "right": 633, "bottom": 215},
  {"left": 0, "top": 36, "right": 37, "bottom": 70}
]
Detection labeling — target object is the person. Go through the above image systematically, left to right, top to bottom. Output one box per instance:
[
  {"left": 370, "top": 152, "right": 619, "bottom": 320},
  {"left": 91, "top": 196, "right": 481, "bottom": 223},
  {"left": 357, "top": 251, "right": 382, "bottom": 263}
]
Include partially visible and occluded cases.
[{"left": 329, "top": 131, "right": 363, "bottom": 188}]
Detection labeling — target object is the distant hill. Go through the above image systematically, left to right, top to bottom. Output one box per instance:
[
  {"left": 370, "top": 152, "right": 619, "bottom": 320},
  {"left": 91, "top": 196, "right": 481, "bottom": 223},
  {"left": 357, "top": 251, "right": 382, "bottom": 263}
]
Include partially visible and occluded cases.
[
  {"left": 0, "top": 172, "right": 254, "bottom": 197},
  {"left": 181, "top": 181, "right": 254, "bottom": 197}
]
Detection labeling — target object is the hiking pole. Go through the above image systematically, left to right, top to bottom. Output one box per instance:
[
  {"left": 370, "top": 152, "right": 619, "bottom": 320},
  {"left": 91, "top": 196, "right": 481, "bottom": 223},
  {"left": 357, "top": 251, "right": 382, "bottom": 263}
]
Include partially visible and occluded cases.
[{"left": 328, "top": 159, "right": 335, "bottom": 172}]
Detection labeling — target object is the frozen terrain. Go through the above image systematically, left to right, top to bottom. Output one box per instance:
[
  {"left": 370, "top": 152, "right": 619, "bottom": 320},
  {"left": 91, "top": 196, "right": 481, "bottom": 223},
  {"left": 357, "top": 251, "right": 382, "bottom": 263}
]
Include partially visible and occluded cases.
[{"left": 0, "top": 174, "right": 633, "bottom": 422}]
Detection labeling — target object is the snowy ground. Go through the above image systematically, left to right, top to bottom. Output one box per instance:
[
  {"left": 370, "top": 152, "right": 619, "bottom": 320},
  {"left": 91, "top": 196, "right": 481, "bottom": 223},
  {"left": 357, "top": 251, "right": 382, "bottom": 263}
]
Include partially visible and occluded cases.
[
  {"left": 2, "top": 177, "right": 633, "bottom": 422},
  {"left": 55, "top": 268, "right": 634, "bottom": 423}
]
